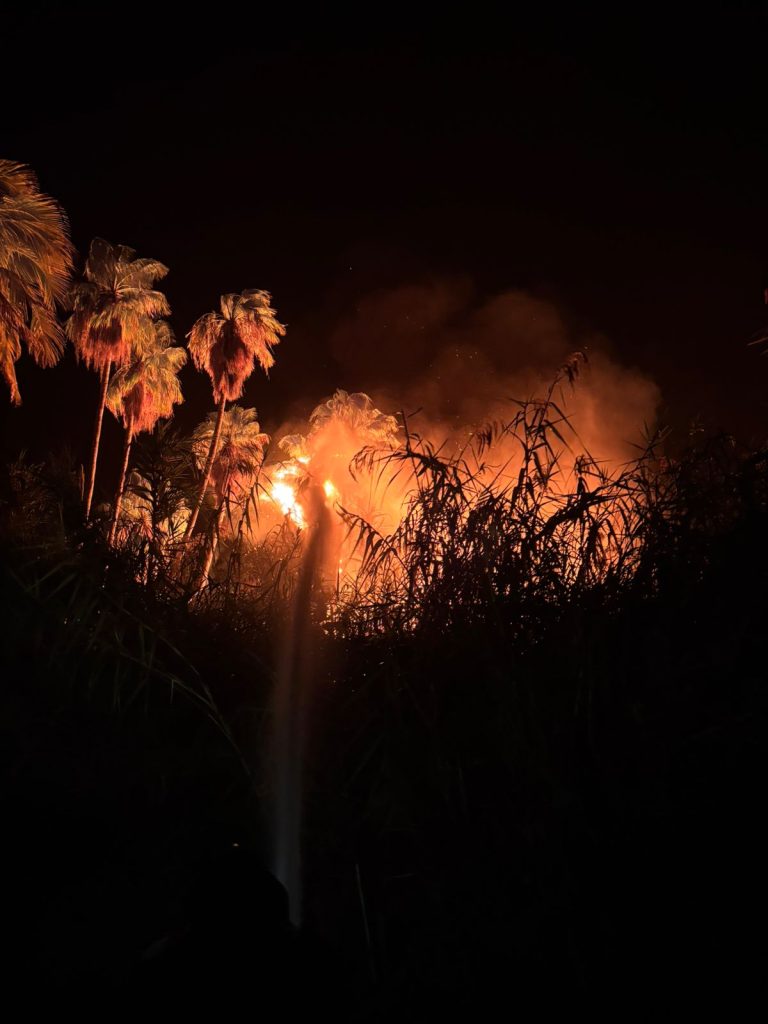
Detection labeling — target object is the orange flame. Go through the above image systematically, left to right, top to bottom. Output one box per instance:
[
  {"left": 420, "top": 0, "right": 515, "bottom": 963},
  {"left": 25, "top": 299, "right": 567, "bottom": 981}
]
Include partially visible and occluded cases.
[{"left": 270, "top": 464, "right": 306, "bottom": 528}]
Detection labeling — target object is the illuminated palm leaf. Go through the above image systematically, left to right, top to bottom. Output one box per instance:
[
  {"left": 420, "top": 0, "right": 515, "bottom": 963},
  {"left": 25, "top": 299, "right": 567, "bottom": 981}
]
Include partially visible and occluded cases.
[
  {"left": 0, "top": 160, "right": 73, "bottom": 404},
  {"left": 66, "top": 236, "right": 171, "bottom": 519},
  {"left": 66, "top": 237, "right": 170, "bottom": 371},
  {"left": 184, "top": 289, "right": 284, "bottom": 541},
  {"left": 187, "top": 289, "right": 285, "bottom": 403},
  {"left": 106, "top": 321, "right": 187, "bottom": 545},
  {"left": 107, "top": 321, "right": 187, "bottom": 438},
  {"left": 280, "top": 389, "right": 399, "bottom": 459},
  {"left": 189, "top": 404, "right": 270, "bottom": 587},
  {"left": 192, "top": 404, "right": 270, "bottom": 503},
  {"left": 118, "top": 470, "right": 190, "bottom": 545}
]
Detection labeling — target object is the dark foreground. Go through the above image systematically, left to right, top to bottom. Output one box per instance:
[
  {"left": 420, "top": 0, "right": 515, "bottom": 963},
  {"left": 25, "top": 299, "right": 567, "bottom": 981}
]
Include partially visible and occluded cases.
[{"left": 1, "top": 441, "right": 767, "bottom": 1018}]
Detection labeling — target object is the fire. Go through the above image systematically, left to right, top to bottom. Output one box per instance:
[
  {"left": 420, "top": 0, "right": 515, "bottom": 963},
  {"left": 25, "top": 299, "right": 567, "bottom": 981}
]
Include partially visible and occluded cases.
[
  {"left": 175, "top": 377, "right": 657, "bottom": 632},
  {"left": 253, "top": 379, "right": 647, "bottom": 609},
  {"left": 256, "top": 394, "right": 406, "bottom": 593},
  {"left": 268, "top": 464, "right": 341, "bottom": 529},
  {"left": 270, "top": 464, "right": 306, "bottom": 528}
]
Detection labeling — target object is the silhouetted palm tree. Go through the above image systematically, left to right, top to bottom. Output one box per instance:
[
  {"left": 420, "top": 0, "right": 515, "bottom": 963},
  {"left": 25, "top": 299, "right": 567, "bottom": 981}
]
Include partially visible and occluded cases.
[
  {"left": 0, "top": 160, "right": 73, "bottom": 404},
  {"left": 66, "top": 238, "right": 170, "bottom": 518},
  {"left": 185, "top": 290, "right": 284, "bottom": 539},
  {"left": 106, "top": 321, "right": 187, "bottom": 545},
  {"left": 280, "top": 389, "right": 399, "bottom": 460},
  {"left": 191, "top": 404, "right": 270, "bottom": 582},
  {"left": 131, "top": 422, "right": 195, "bottom": 548},
  {"left": 119, "top": 469, "right": 190, "bottom": 546}
]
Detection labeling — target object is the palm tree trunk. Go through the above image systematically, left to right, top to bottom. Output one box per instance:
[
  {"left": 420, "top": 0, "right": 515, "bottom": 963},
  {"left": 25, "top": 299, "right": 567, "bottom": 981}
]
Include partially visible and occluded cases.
[
  {"left": 84, "top": 359, "right": 111, "bottom": 520},
  {"left": 184, "top": 395, "right": 226, "bottom": 540},
  {"left": 108, "top": 428, "right": 133, "bottom": 547},
  {"left": 148, "top": 488, "right": 161, "bottom": 586},
  {"left": 199, "top": 501, "right": 225, "bottom": 587}
]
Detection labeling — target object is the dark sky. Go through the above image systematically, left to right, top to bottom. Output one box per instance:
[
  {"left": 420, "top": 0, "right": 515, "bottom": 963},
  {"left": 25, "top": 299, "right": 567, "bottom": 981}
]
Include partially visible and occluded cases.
[{"left": 3, "top": 4, "right": 768, "bottom": 478}]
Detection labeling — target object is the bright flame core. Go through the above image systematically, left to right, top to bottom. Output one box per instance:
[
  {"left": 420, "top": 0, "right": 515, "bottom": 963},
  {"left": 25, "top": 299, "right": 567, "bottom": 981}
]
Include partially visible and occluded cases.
[
  {"left": 265, "top": 393, "right": 401, "bottom": 537},
  {"left": 270, "top": 464, "right": 306, "bottom": 528},
  {"left": 267, "top": 467, "right": 342, "bottom": 529}
]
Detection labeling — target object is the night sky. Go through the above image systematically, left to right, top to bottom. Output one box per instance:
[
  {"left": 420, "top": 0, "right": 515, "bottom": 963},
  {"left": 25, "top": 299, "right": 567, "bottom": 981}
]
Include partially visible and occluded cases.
[{"left": 3, "top": 5, "right": 768, "bottom": 478}]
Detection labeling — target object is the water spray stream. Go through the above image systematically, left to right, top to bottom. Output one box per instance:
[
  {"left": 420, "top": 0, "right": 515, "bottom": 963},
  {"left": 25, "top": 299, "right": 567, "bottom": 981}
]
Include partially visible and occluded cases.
[{"left": 269, "top": 483, "right": 331, "bottom": 925}]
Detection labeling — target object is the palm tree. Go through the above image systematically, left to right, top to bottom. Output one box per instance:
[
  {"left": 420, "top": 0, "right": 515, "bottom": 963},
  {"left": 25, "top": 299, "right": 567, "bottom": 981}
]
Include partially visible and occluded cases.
[
  {"left": 0, "top": 160, "right": 73, "bottom": 404},
  {"left": 66, "top": 238, "right": 170, "bottom": 519},
  {"left": 185, "top": 290, "right": 285, "bottom": 539},
  {"left": 106, "top": 321, "right": 187, "bottom": 545},
  {"left": 309, "top": 389, "right": 399, "bottom": 444},
  {"left": 190, "top": 404, "right": 270, "bottom": 582},
  {"left": 131, "top": 422, "right": 195, "bottom": 548},
  {"left": 119, "top": 469, "right": 190, "bottom": 545}
]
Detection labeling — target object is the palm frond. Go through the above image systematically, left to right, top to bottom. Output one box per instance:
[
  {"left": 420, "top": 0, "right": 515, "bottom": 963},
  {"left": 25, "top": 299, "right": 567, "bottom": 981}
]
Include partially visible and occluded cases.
[
  {"left": 0, "top": 160, "right": 73, "bottom": 403},
  {"left": 66, "top": 238, "right": 170, "bottom": 373},
  {"left": 187, "top": 290, "right": 285, "bottom": 402},
  {"left": 107, "top": 320, "right": 187, "bottom": 436},
  {"left": 192, "top": 404, "right": 270, "bottom": 500}
]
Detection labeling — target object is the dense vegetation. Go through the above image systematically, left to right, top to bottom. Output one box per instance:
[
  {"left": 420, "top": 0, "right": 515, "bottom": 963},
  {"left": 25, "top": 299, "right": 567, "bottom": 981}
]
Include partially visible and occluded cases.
[{"left": 2, "top": 158, "right": 767, "bottom": 1017}]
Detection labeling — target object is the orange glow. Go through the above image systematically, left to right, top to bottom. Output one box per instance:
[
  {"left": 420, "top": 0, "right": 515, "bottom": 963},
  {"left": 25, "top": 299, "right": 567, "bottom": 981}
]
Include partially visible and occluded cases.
[
  {"left": 244, "top": 374, "right": 656, "bottom": 614},
  {"left": 269, "top": 464, "right": 306, "bottom": 528}
]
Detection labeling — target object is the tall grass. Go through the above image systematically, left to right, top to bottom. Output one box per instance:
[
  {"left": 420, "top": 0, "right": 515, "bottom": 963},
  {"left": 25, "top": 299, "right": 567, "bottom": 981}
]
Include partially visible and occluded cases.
[
  {"left": 332, "top": 360, "right": 664, "bottom": 637},
  {"left": 2, "top": 369, "right": 768, "bottom": 1014}
]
